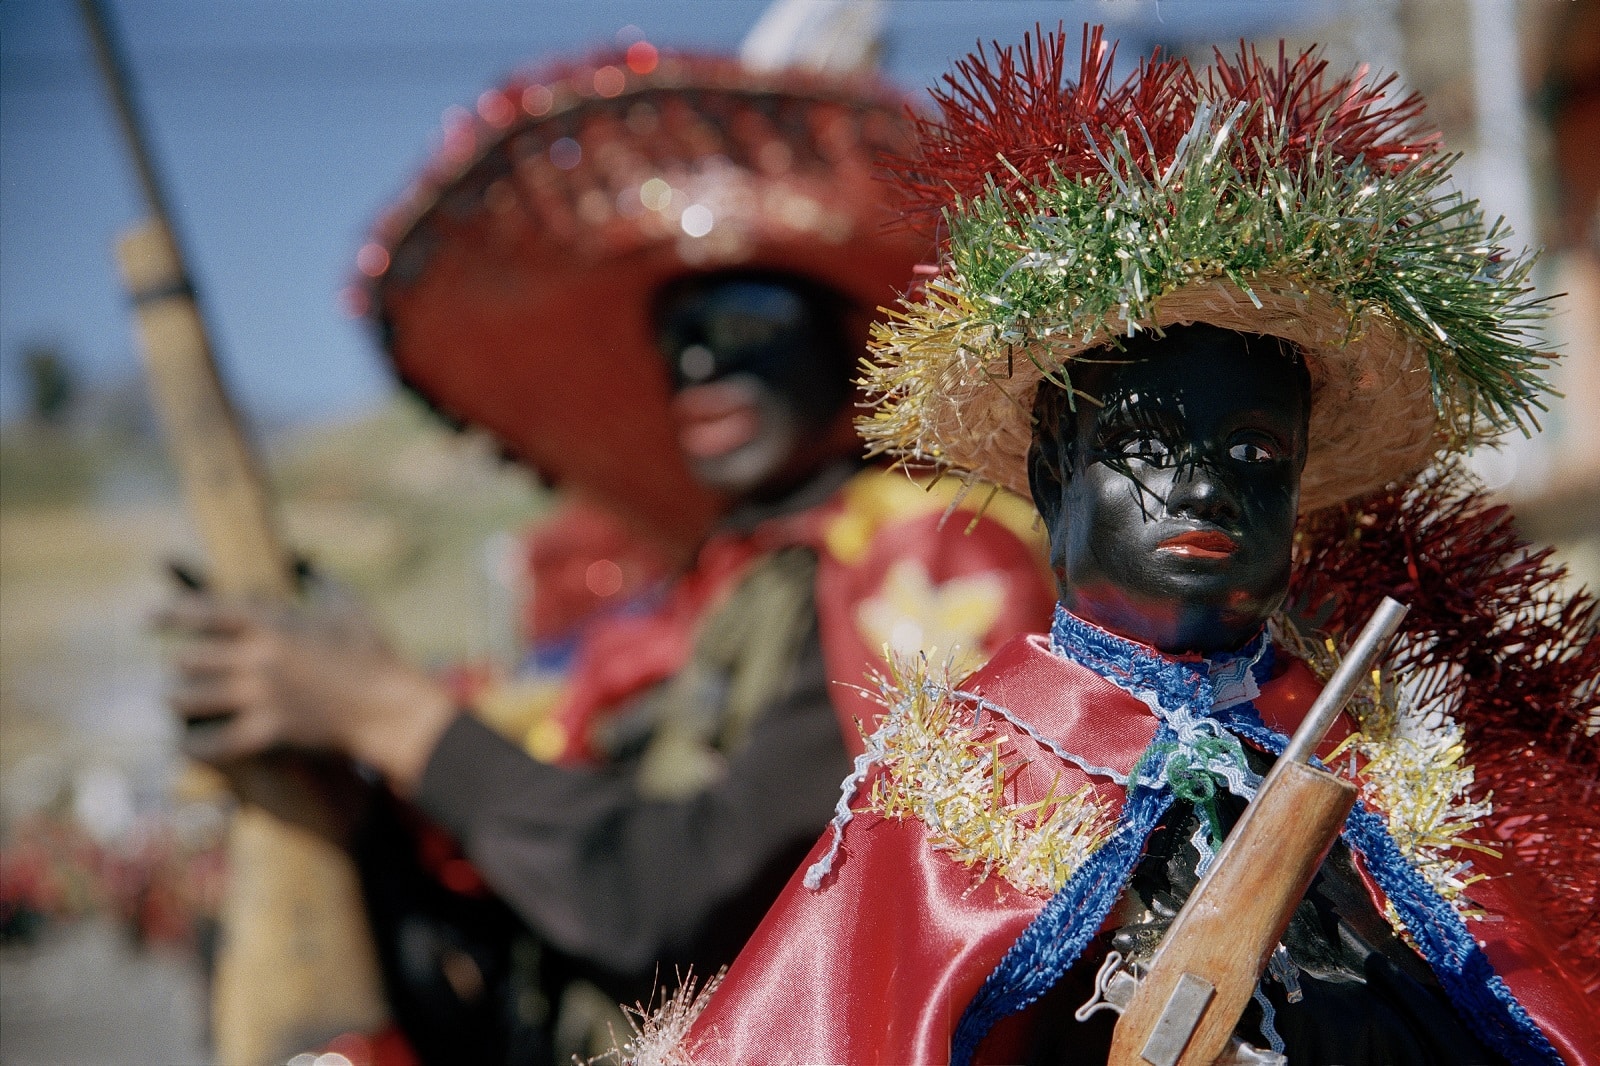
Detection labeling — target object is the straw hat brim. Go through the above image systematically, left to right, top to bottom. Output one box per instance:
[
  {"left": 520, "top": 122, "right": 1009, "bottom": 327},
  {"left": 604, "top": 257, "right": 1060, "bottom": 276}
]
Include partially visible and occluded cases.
[{"left": 909, "top": 279, "right": 1440, "bottom": 513}]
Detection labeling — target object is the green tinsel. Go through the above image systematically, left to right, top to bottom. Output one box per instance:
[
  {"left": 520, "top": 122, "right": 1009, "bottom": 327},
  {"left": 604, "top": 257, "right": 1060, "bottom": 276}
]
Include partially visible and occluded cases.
[{"left": 936, "top": 102, "right": 1550, "bottom": 441}]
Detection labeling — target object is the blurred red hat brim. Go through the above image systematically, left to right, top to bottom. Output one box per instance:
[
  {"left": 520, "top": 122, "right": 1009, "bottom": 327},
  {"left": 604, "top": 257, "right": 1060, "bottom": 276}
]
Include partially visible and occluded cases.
[{"left": 363, "top": 51, "right": 931, "bottom": 555}]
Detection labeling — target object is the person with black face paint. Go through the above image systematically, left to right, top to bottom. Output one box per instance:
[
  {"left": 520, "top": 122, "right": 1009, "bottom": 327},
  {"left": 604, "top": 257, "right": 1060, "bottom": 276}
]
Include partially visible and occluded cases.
[
  {"left": 645, "top": 29, "right": 1597, "bottom": 1066},
  {"left": 158, "top": 50, "right": 1056, "bottom": 1065},
  {"left": 1033, "top": 329, "right": 1308, "bottom": 658}
]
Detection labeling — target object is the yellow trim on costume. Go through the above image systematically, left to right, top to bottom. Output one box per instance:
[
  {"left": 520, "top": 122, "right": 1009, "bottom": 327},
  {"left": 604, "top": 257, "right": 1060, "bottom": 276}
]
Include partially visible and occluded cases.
[
  {"left": 821, "top": 468, "right": 1045, "bottom": 568},
  {"left": 855, "top": 559, "right": 1006, "bottom": 678},
  {"left": 470, "top": 673, "right": 571, "bottom": 763}
]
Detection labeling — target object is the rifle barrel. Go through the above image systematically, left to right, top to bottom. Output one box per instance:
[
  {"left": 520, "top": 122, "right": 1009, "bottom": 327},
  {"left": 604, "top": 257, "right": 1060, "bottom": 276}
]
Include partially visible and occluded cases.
[{"left": 1279, "top": 596, "right": 1409, "bottom": 766}]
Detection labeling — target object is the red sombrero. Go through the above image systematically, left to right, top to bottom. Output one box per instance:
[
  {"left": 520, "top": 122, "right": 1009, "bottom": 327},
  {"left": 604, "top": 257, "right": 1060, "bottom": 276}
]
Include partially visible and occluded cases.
[{"left": 356, "top": 48, "right": 930, "bottom": 557}]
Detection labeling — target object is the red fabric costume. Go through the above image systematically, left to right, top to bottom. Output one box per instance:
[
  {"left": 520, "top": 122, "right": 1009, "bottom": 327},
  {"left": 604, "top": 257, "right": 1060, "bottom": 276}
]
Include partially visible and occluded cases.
[{"left": 682, "top": 634, "right": 1599, "bottom": 1065}]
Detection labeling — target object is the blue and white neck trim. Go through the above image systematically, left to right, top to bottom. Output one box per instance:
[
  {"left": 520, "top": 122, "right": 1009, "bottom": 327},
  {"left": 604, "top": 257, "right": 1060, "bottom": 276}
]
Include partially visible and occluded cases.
[
  {"left": 1047, "top": 604, "right": 1273, "bottom": 720},
  {"left": 1047, "top": 605, "right": 1271, "bottom": 859}
]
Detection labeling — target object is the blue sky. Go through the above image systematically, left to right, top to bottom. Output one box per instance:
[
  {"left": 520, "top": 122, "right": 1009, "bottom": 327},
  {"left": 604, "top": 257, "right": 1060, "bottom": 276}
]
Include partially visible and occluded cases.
[{"left": 0, "top": 0, "right": 1337, "bottom": 428}]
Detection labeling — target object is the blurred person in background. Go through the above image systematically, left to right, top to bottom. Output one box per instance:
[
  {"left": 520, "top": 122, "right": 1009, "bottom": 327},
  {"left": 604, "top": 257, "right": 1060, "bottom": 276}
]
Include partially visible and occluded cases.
[{"left": 161, "top": 42, "right": 1055, "bottom": 1066}]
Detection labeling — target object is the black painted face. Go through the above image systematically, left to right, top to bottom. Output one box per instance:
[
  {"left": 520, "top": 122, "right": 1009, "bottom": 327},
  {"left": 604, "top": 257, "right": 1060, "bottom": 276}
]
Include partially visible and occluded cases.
[
  {"left": 654, "top": 274, "right": 854, "bottom": 495},
  {"left": 1028, "top": 325, "right": 1310, "bottom": 655}
]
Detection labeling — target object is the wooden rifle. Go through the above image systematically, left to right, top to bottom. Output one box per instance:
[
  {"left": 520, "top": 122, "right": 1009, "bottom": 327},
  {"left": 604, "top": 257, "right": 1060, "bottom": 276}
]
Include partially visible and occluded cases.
[
  {"left": 76, "top": 2, "right": 386, "bottom": 1061},
  {"left": 1094, "top": 597, "right": 1409, "bottom": 1066}
]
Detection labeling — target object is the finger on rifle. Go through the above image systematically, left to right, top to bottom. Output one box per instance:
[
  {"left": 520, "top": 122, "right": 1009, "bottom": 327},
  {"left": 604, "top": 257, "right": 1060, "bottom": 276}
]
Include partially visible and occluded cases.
[
  {"left": 292, "top": 554, "right": 317, "bottom": 592},
  {"left": 166, "top": 559, "right": 208, "bottom": 592},
  {"left": 151, "top": 593, "right": 256, "bottom": 638},
  {"left": 180, "top": 703, "right": 280, "bottom": 765},
  {"left": 182, "top": 714, "right": 250, "bottom": 765}
]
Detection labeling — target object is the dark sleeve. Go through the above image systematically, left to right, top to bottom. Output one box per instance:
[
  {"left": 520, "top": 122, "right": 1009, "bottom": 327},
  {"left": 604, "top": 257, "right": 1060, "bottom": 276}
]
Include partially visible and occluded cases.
[
  {"left": 412, "top": 622, "right": 849, "bottom": 978},
  {"left": 349, "top": 797, "right": 546, "bottom": 1066}
]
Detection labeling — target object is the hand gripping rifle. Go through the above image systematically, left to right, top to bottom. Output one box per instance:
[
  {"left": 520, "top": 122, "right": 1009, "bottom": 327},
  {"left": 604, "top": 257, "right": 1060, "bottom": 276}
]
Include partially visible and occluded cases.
[
  {"left": 77, "top": 2, "right": 385, "bottom": 1061},
  {"left": 1095, "top": 597, "right": 1410, "bottom": 1066}
]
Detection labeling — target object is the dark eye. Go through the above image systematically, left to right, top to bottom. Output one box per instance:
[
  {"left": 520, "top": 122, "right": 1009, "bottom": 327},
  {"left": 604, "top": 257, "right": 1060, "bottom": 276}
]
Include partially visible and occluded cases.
[
  {"left": 1116, "top": 435, "right": 1173, "bottom": 464},
  {"left": 1228, "top": 438, "right": 1278, "bottom": 463}
]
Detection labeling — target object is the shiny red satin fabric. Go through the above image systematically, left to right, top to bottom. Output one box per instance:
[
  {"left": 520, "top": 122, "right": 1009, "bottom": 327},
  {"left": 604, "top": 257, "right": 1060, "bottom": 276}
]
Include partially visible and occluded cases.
[
  {"left": 687, "top": 635, "right": 1598, "bottom": 1065},
  {"left": 1457, "top": 853, "right": 1600, "bottom": 1065}
]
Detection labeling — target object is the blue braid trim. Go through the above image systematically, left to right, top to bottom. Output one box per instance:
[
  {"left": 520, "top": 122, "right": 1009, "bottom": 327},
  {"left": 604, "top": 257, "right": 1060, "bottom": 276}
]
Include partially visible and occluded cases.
[
  {"left": 1049, "top": 606, "right": 1273, "bottom": 715},
  {"left": 1050, "top": 606, "right": 1211, "bottom": 711},
  {"left": 1227, "top": 719, "right": 1564, "bottom": 1066},
  {"left": 949, "top": 746, "right": 1177, "bottom": 1065},
  {"left": 1252, "top": 983, "right": 1285, "bottom": 1055}
]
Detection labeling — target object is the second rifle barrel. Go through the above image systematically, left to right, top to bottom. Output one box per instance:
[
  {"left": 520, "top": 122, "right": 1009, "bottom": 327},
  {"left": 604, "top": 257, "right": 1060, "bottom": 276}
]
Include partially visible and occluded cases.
[{"left": 76, "top": 0, "right": 173, "bottom": 227}]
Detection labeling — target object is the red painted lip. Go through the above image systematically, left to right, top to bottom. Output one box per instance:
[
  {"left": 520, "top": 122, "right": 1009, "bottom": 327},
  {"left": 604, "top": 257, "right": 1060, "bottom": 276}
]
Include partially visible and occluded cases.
[
  {"left": 672, "top": 383, "right": 760, "bottom": 460},
  {"left": 1157, "top": 529, "right": 1240, "bottom": 560}
]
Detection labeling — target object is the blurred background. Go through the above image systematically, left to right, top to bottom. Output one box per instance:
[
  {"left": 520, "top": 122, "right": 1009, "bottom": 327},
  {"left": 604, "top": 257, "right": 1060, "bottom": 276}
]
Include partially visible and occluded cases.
[{"left": 1, "top": 1, "right": 1595, "bottom": 1062}]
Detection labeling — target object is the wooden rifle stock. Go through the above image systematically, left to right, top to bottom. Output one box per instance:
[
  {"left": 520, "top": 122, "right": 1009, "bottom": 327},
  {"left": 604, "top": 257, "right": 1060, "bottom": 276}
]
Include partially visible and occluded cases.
[
  {"left": 79, "top": 2, "right": 385, "bottom": 1062},
  {"left": 115, "top": 223, "right": 292, "bottom": 597},
  {"left": 1108, "top": 598, "right": 1409, "bottom": 1066}
]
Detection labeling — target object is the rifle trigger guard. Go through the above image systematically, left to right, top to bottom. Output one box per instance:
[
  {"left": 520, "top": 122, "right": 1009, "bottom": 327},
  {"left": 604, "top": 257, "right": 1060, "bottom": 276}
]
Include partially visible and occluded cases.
[{"left": 1074, "top": 949, "right": 1139, "bottom": 1022}]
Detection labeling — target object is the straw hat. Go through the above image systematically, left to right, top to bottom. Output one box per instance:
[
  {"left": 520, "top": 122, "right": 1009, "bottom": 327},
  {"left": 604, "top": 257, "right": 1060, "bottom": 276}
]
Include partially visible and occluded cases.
[
  {"left": 859, "top": 29, "right": 1551, "bottom": 512},
  {"left": 358, "top": 48, "right": 929, "bottom": 551}
]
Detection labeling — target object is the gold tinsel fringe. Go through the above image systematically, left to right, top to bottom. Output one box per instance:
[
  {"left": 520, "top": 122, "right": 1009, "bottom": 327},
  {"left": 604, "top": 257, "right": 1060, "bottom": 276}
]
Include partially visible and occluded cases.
[
  {"left": 1276, "top": 620, "right": 1495, "bottom": 921},
  {"left": 865, "top": 654, "right": 1116, "bottom": 897}
]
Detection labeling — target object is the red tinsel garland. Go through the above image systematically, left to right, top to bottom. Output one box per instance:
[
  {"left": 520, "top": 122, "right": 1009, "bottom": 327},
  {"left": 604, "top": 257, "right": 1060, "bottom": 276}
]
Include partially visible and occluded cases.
[
  {"left": 889, "top": 25, "right": 1439, "bottom": 226},
  {"left": 1207, "top": 40, "right": 1436, "bottom": 178},
  {"left": 1292, "top": 460, "right": 1600, "bottom": 986}
]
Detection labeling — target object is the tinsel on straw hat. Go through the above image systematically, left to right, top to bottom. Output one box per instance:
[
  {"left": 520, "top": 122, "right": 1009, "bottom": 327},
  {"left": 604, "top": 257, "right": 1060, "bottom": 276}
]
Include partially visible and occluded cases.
[
  {"left": 859, "top": 28, "right": 1553, "bottom": 512},
  {"left": 356, "top": 47, "right": 929, "bottom": 552}
]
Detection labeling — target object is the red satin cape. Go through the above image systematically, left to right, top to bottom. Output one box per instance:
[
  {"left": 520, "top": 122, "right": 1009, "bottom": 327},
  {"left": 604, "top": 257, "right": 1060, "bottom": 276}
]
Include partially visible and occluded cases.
[{"left": 686, "top": 635, "right": 1599, "bottom": 1065}]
